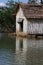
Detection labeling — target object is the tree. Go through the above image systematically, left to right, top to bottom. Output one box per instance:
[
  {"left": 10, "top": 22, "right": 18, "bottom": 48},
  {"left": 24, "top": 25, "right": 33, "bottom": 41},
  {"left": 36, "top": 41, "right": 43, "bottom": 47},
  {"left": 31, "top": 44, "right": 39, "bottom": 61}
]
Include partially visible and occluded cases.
[
  {"left": 0, "top": 0, "right": 16, "bottom": 32},
  {"left": 5, "top": 0, "right": 16, "bottom": 32},
  {"left": 28, "top": 0, "right": 36, "bottom": 3},
  {"left": 28, "top": 0, "right": 43, "bottom": 4},
  {"left": 41, "top": 0, "right": 43, "bottom": 3}
]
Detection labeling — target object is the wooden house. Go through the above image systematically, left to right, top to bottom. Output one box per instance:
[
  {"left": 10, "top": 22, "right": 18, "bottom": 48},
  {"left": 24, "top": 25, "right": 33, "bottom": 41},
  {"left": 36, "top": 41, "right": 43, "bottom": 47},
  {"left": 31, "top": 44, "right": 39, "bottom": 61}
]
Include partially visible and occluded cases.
[{"left": 13, "top": 3, "right": 43, "bottom": 36}]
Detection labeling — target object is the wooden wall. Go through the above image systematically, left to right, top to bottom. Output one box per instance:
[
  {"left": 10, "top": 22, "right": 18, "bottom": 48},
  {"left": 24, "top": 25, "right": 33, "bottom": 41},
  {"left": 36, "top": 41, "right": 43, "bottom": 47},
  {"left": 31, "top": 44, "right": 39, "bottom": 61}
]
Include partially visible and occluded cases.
[{"left": 27, "top": 19, "right": 43, "bottom": 34}]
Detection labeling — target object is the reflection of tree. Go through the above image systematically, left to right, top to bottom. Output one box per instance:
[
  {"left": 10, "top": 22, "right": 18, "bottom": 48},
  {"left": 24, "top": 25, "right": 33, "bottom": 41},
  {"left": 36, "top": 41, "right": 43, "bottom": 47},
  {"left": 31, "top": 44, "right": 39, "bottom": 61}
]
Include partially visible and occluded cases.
[{"left": 0, "top": 34, "right": 16, "bottom": 50}]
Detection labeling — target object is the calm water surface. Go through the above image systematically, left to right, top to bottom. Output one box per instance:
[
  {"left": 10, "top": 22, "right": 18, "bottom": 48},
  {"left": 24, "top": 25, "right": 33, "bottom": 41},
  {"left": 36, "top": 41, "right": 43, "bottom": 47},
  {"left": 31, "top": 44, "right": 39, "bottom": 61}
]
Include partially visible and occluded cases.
[{"left": 0, "top": 33, "right": 43, "bottom": 65}]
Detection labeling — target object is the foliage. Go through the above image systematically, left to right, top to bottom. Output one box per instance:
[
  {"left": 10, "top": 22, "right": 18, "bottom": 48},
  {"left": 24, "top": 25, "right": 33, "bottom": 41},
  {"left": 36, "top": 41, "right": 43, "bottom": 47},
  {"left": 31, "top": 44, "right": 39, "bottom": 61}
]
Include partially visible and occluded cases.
[
  {"left": 0, "top": 0, "right": 16, "bottom": 32},
  {"left": 28, "top": 0, "right": 36, "bottom": 3},
  {"left": 28, "top": 0, "right": 43, "bottom": 4},
  {"left": 41, "top": 0, "right": 43, "bottom": 3}
]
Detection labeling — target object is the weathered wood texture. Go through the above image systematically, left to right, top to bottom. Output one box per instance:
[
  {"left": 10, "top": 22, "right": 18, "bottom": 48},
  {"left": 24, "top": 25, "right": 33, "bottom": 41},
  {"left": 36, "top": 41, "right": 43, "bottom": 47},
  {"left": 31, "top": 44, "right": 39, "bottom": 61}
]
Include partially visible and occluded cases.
[
  {"left": 13, "top": 3, "right": 43, "bottom": 18},
  {"left": 15, "top": 3, "right": 43, "bottom": 35},
  {"left": 16, "top": 7, "right": 28, "bottom": 34},
  {"left": 27, "top": 19, "right": 43, "bottom": 34}
]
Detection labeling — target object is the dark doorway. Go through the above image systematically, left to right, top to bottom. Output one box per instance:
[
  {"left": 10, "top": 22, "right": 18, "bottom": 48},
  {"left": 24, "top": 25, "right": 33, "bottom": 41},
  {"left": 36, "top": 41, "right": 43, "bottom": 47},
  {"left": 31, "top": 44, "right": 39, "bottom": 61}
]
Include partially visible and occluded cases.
[
  {"left": 18, "top": 18, "right": 23, "bottom": 32},
  {"left": 20, "top": 21, "right": 23, "bottom": 32}
]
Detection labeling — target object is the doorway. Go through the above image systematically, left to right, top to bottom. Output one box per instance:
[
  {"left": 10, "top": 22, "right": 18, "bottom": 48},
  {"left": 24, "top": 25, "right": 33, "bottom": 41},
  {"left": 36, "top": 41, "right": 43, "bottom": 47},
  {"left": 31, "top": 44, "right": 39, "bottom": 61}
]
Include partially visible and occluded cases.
[
  {"left": 18, "top": 18, "right": 23, "bottom": 32},
  {"left": 20, "top": 21, "right": 23, "bottom": 32}
]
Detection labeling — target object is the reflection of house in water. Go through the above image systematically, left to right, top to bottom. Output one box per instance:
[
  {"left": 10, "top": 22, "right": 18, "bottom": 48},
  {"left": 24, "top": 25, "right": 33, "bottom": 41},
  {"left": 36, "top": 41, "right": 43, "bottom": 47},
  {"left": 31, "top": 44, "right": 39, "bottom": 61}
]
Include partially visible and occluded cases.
[
  {"left": 13, "top": 2, "right": 43, "bottom": 36},
  {"left": 15, "top": 38, "right": 43, "bottom": 65},
  {"left": 16, "top": 38, "right": 28, "bottom": 51},
  {"left": 16, "top": 38, "right": 43, "bottom": 51},
  {"left": 16, "top": 38, "right": 28, "bottom": 65}
]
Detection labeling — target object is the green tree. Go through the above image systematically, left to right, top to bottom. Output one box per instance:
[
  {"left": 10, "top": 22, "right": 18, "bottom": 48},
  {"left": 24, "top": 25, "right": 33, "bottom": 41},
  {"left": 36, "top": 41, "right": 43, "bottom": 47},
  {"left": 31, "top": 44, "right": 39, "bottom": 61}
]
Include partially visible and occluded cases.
[
  {"left": 0, "top": 0, "right": 16, "bottom": 32},
  {"left": 5, "top": 0, "right": 16, "bottom": 32},
  {"left": 28, "top": 0, "right": 36, "bottom": 3}
]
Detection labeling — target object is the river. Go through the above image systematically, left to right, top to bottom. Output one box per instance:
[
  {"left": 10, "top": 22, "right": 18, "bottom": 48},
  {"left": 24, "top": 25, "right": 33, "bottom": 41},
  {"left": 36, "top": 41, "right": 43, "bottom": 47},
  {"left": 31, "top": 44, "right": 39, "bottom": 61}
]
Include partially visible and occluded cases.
[{"left": 0, "top": 33, "right": 43, "bottom": 65}]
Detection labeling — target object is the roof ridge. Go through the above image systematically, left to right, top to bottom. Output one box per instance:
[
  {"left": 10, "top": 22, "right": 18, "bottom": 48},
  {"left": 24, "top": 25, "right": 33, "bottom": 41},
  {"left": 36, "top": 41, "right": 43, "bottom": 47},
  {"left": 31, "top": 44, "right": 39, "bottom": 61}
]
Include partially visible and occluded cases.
[{"left": 19, "top": 3, "right": 43, "bottom": 7}]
